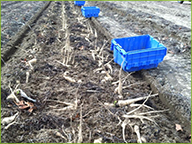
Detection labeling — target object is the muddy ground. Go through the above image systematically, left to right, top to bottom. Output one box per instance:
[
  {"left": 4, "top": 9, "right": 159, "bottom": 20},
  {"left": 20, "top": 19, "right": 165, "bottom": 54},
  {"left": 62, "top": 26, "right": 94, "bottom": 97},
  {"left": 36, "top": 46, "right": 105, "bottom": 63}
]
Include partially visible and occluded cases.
[
  {"left": 1, "top": 1, "right": 191, "bottom": 143},
  {"left": 1, "top": 1, "right": 46, "bottom": 47}
]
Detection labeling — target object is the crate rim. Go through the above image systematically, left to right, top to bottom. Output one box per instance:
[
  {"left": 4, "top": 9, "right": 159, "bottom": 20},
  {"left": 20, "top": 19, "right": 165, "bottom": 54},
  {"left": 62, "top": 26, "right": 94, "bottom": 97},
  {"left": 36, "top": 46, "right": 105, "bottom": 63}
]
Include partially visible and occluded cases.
[
  {"left": 81, "top": 6, "right": 100, "bottom": 9},
  {"left": 111, "top": 34, "right": 167, "bottom": 54},
  {"left": 111, "top": 34, "right": 151, "bottom": 40}
]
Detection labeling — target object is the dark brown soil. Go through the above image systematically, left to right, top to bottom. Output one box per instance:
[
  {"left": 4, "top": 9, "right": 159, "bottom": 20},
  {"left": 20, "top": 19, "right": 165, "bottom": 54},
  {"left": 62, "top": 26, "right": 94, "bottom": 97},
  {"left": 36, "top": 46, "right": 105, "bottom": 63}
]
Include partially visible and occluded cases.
[
  {"left": 1, "top": 1, "right": 190, "bottom": 143},
  {"left": 1, "top": 1, "right": 46, "bottom": 47}
]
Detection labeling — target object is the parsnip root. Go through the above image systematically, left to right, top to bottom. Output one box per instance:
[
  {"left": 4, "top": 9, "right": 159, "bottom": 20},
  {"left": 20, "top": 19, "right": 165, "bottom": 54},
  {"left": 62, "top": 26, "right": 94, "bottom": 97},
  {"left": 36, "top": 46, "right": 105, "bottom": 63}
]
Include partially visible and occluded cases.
[
  {"left": 26, "top": 58, "right": 37, "bottom": 70},
  {"left": 63, "top": 71, "right": 76, "bottom": 83},
  {"left": 7, "top": 83, "right": 20, "bottom": 103},
  {"left": 16, "top": 89, "right": 36, "bottom": 102},
  {"left": 6, "top": 92, "right": 20, "bottom": 103},
  {"left": 116, "top": 93, "right": 158, "bottom": 107},
  {"left": 2, "top": 112, "right": 19, "bottom": 125},
  {"left": 121, "top": 118, "right": 130, "bottom": 143},
  {"left": 4, "top": 121, "right": 17, "bottom": 130},
  {"left": 134, "top": 125, "right": 142, "bottom": 143},
  {"left": 55, "top": 131, "right": 67, "bottom": 141},
  {"left": 94, "top": 138, "right": 102, "bottom": 143}
]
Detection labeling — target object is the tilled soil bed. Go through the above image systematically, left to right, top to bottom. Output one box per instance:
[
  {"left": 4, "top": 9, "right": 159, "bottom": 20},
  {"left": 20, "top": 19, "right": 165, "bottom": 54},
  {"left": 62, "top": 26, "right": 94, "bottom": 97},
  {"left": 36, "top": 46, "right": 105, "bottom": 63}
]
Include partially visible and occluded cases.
[
  {"left": 1, "top": 1, "right": 191, "bottom": 143},
  {"left": 1, "top": 1, "right": 47, "bottom": 47}
]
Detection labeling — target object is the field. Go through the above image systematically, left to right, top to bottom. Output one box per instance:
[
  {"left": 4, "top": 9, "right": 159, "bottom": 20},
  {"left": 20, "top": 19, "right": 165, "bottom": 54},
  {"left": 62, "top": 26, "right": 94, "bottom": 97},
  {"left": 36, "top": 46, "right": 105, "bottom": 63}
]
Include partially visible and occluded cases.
[{"left": 1, "top": 1, "right": 191, "bottom": 143}]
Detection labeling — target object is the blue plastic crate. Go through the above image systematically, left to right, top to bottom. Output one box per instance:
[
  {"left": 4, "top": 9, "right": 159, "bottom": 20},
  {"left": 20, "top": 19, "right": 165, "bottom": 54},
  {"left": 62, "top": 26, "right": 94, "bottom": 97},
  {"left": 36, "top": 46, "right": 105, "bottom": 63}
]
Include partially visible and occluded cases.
[
  {"left": 74, "top": 1, "right": 85, "bottom": 6},
  {"left": 81, "top": 6, "right": 100, "bottom": 18},
  {"left": 110, "top": 35, "right": 167, "bottom": 72}
]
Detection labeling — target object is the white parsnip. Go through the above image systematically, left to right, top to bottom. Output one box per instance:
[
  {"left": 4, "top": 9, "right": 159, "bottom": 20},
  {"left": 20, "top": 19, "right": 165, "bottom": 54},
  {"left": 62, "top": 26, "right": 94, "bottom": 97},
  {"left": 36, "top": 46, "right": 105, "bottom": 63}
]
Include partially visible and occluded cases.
[
  {"left": 91, "top": 50, "right": 96, "bottom": 61},
  {"left": 24, "top": 58, "right": 37, "bottom": 70},
  {"left": 28, "top": 58, "right": 37, "bottom": 64},
  {"left": 106, "top": 63, "right": 113, "bottom": 74},
  {"left": 26, "top": 71, "right": 30, "bottom": 83},
  {"left": 63, "top": 71, "right": 76, "bottom": 83},
  {"left": 7, "top": 83, "right": 20, "bottom": 103},
  {"left": 16, "top": 89, "right": 36, "bottom": 102},
  {"left": 6, "top": 92, "right": 20, "bottom": 103},
  {"left": 116, "top": 93, "right": 158, "bottom": 107},
  {"left": 104, "top": 102, "right": 114, "bottom": 107},
  {"left": 2, "top": 112, "right": 19, "bottom": 125},
  {"left": 121, "top": 119, "right": 129, "bottom": 143},
  {"left": 4, "top": 121, "right": 17, "bottom": 130},
  {"left": 134, "top": 125, "right": 142, "bottom": 143},
  {"left": 55, "top": 131, "right": 67, "bottom": 141},
  {"left": 94, "top": 138, "right": 102, "bottom": 143}
]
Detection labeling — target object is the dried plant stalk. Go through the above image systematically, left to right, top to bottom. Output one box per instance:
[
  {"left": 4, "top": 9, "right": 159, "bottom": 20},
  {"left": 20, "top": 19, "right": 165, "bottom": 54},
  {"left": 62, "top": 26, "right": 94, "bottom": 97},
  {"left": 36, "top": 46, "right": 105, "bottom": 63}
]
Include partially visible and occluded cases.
[
  {"left": 62, "top": 1, "right": 67, "bottom": 30},
  {"left": 87, "top": 21, "right": 93, "bottom": 34},
  {"left": 94, "top": 28, "right": 97, "bottom": 38},
  {"left": 98, "top": 41, "right": 107, "bottom": 56},
  {"left": 66, "top": 50, "right": 70, "bottom": 65},
  {"left": 91, "top": 50, "right": 96, "bottom": 61},
  {"left": 69, "top": 51, "right": 73, "bottom": 62},
  {"left": 72, "top": 55, "right": 75, "bottom": 64},
  {"left": 116, "top": 57, "right": 125, "bottom": 96},
  {"left": 106, "top": 63, "right": 113, "bottom": 74},
  {"left": 93, "top": 67, "right": 103, "bottom": 73},
  {"left": 112, "top": 72, "right": 134, "bottom": 85},
  {"left": 7, "top": 84, "right": 20, "bottom": 103},
  {"left": 126, "top": 92, "right": 152, "bottom": 115},
  {"left": 46, "top": 99, "right": 74, "bottom": 106},
  {"left": 99, "top": 101, "right": 122, "bottom": 125},
  {"left": 130, "top": 103, "right": 154, "bottom": 110},
  {"left": 77, "top": 104, "right": 83, "bottom": 143},
  {"left": 54, "top": 105, "right": 74, "bottom": 111},
  {"left": 138, "top": 109, "right": 169, "bottom": 116},
  {"left": 122, "top": 115, "right": 158, "bottom": 125},
  {"left": 121, "top": 119, "right": 129, "bottom": 143},
  {"left": 134, "top": 125, "right": 142, "bottom": 143}
]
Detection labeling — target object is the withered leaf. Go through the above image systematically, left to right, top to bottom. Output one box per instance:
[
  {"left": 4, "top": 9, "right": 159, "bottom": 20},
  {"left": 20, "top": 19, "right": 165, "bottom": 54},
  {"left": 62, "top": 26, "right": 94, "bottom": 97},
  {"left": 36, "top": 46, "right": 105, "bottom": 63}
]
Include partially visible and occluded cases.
[{"left": 19, "top": 105, "right": 30, "bottom": 109}]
